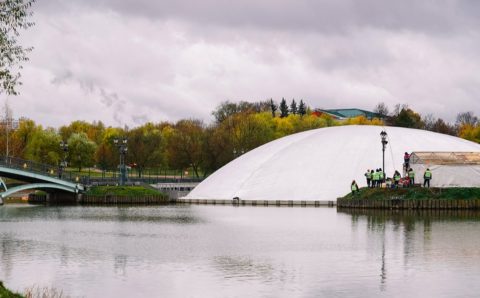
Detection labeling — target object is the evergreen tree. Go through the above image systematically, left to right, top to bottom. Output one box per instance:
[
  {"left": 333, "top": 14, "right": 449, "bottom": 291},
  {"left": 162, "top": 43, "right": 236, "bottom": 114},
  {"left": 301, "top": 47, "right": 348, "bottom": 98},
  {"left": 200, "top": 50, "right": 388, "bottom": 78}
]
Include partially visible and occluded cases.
[
  {"left": 269, "top": 98, "right": 278, "bottom": 118},
  {"left": 279, "top": 98, "right": 289, "bottom": 118},
  {"left": 290, "top": 99, "right": 297, "bottom": 115},
  {"left": 298, "top": 100, "right": 306, "bottom": 116}
]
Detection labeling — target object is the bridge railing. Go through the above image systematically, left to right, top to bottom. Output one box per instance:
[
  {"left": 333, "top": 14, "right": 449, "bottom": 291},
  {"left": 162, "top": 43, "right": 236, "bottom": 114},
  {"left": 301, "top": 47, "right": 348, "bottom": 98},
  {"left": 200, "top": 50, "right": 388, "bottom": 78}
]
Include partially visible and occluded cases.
[{"left": 0, "top": 156, "right": 76, "bottom": 182}]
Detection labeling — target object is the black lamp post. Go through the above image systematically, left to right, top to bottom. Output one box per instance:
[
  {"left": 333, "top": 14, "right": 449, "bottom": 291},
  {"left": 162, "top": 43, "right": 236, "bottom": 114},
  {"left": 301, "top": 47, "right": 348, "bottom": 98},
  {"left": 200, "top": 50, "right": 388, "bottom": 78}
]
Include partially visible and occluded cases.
[
  {"left": 380, "top": 131, "right": 388, "bottom": 173},
  {"left": 114, "top": 137, "right": 128, "bottom": 185},
  {"left": 59, "top": 141, "right": 68, "bottom": 179}
]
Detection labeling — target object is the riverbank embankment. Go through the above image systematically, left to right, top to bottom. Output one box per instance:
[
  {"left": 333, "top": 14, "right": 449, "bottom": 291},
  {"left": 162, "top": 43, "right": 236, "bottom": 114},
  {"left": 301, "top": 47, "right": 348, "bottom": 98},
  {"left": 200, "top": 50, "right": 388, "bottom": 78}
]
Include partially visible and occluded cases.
[
  {"left": 27, "top": 186, "right": 170, "bottom": 205},
  {"left": 337, "top": 187, "right": 480, "bottom": 209}
]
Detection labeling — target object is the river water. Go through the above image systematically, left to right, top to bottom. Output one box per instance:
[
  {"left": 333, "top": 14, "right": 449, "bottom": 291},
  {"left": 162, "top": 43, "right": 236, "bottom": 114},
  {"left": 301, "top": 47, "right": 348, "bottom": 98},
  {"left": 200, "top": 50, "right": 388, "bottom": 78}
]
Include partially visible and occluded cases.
[{"left": 1, "top": 204, "right": 480, "bottom": 297}]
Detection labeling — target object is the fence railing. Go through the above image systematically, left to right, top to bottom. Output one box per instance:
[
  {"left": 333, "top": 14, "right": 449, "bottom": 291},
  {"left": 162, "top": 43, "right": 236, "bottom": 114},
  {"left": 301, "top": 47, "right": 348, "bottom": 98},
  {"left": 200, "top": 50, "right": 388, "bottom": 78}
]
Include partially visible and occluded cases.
[
  {"left": 0, "top": 155, "right": 77, "bottom": 182},
  {"left": 0, "top": 156, "right": 204, "bottom": 186}
]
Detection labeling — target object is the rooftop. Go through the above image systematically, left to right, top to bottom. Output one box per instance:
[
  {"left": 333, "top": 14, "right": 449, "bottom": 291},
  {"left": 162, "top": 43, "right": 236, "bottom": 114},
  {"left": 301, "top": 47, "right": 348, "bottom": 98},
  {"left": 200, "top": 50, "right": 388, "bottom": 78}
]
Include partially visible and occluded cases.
[{"left": 410, "top": 152, "right": 480, "bottom": 165}]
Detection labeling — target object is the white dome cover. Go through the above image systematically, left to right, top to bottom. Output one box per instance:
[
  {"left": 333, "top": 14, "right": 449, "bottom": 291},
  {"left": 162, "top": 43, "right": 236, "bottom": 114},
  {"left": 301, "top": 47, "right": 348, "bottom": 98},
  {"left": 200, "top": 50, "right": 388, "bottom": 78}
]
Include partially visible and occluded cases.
[{"left": 187, "top": 125, "right": 480, "bottom": 201}]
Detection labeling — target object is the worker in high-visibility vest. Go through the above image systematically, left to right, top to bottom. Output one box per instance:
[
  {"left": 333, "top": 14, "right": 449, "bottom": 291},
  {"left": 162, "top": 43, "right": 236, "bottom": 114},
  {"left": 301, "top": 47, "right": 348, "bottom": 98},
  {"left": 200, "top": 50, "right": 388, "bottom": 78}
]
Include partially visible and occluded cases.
[
  {"left": 408, "top": 168, "right": 415, "bottom": 186},
  {"left": 423, "top": 168, "right": 432, "bottom": 188},
  {"left": 378, "top": 169, "right": 385, "bottom": 188},
  {"left": 365, "top": 170, "right": 372, "bottom": 188},
  {"left": 372, "top": 170, "right": 379, "bottom": 188},
  {"left": 393, "top": 170, "right": 401, "bottom": 188},
  {"left": 351, "top": 180, "right": 359, "bottom": 195}
]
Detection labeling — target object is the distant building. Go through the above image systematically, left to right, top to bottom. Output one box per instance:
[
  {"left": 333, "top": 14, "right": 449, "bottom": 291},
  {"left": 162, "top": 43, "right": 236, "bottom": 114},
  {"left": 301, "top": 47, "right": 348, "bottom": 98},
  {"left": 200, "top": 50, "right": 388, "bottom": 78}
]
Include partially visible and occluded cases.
[
  {"left": 314, "top": 108, "right": 383, "bottom": 120},
  {"left": 0, "top": 117, "right": 26, "bottom": 131}
]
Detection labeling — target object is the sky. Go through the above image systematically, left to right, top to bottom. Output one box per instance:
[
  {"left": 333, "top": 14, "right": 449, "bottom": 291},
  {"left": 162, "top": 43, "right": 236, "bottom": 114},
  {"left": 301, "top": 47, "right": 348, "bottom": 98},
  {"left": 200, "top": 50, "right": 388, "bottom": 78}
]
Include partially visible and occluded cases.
[{"left": 8, "top": 0, "right": 480, "bottom": 128}]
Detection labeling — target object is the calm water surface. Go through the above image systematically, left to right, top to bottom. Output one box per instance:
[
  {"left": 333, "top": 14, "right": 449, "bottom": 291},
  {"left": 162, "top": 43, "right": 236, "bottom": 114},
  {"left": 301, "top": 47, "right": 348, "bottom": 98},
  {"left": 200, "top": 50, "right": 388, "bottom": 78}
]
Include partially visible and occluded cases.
[{"left": 1, "top": 204, "right": 480, "bottom": 297}]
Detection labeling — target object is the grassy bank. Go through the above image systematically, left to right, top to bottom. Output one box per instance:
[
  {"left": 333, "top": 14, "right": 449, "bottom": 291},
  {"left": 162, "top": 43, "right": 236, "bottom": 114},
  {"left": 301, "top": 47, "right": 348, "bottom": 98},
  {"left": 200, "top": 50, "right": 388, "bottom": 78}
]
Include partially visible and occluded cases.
[
  {"left": 85, "top": 185, "right": 163, "bottom": 197},
  {"left": 341, "top": 187, "right": 480, "bottom": 201},
  {"left": 0, "top": 281, "right": 23, "bottom": 298}
]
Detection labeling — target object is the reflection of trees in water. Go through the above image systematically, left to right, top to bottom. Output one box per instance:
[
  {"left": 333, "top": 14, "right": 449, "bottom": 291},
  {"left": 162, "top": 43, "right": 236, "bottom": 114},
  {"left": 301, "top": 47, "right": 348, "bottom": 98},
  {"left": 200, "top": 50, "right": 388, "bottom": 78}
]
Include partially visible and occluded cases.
[
  {"left": 340, "top": 209, "right": 480, "bottom": 293},
  {"left": 1, "top": 233, "right": 15, "bottom": 280},
  {"left": 114, "top": 255, "right": 128, "bottom": 276},
  {"left": 212, "top": 256, "right": 279, "bottom": 284}
]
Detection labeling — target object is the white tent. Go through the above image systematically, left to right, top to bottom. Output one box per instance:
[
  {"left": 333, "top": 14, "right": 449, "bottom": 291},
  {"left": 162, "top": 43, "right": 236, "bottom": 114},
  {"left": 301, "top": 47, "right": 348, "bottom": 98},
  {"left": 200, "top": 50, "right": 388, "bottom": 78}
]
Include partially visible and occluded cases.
[
  {"left": 185, "top": 125, "right": 480, "bottom": 202},
  {"left": 410, "top": 152, "right": 480, "bottom": 188}
]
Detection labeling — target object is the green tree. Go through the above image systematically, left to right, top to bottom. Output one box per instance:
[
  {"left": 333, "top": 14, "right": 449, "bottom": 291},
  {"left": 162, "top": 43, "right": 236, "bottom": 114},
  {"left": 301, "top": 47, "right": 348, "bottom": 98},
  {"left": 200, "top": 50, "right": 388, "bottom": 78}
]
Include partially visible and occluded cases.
[
  {"left": 0, "top": 0, "right": 36, "bottom": 95},
  {"left": 269, "top": 98, "right": 277, "bottom": 118},
  {"left": 279, "top": 98, "right": 289, "bottom": 118},
  {"left": 290, "top": 99, "right": 297, "bottom": 115},
  {"left": 298, "top": 100, "right": 306, "bottom": 116},
  {"left": 390, "top": 106, "right": 424, "bottom": 129},
  {"left": 11, "top": 118, "right": 38, "bottom": 158},
  {"left": 167, "top": 119, "right": 205, "bottom": 178},
  {"left": 127, "top": 123, "right": 164, "bottom": 177},
  {"left": 94, "top": 126, "right": 124, "bottom": 171},
  {"left": 25, "top": 127, "right": 61, "bottom": 165},
  {"left": 67, "top": 132, "right": 97, "bottom": 171}
]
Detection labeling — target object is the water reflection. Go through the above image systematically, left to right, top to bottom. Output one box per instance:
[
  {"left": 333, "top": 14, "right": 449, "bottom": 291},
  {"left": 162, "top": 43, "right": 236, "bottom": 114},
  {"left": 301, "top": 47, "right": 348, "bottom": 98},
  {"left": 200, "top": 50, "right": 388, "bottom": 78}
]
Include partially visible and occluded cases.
[
  {"left": 1, "top": 205, "right": 480, "bottom": 297},
  {"left": 340, "top": 208, "right": 480, "bottom": 294}
]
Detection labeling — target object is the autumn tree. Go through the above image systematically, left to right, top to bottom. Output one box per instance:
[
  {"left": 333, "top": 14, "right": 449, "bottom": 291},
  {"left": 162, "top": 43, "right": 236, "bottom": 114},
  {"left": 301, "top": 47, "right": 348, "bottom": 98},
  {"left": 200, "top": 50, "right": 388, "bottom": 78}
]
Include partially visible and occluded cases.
[
  {"left": 0, "top": 0, "right": 36, "bottom": 95},
  {"left": 373, "top": 102, "right": 389, "bottom": 118},
  {"left": 390, "top": 105, "right": 424, "bottom": 129},
  {"left": 456, "top": 111, "right": 478, "bottom": 127},
  {"left": 11, "top": 117, "right": 37, "bottom": 158},
  {"left": 167, "top": 119, "right": 205, "bottom": 178},
  {"left": 127, "top": 123, "right": 164, "bottom": 177}
]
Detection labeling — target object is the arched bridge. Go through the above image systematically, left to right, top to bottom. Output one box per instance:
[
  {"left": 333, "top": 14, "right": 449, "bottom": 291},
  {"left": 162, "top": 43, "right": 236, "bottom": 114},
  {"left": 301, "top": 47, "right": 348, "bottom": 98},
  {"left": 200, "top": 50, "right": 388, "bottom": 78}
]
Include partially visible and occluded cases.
[{"left": 0, "top": 156, "right": 84, "bottom": 204}]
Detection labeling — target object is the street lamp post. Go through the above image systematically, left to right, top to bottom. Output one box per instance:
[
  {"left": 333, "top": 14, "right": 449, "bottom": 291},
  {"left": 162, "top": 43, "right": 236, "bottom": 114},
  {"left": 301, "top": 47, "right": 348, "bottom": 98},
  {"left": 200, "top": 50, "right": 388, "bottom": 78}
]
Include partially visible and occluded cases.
[
  {"left": 380, "top": 131, "right": 388, "bottom": 174},
  {"left": 114, "top": 137, "right": 128, "bottom": 186},
  {"left": 59, "top": 141, "right": 68, "bottom": 179}
]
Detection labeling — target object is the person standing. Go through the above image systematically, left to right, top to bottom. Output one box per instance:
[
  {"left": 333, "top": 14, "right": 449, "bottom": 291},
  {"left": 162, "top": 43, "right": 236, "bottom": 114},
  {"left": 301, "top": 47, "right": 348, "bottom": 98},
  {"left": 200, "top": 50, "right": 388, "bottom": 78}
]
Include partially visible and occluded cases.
[
  {"left": 404, "top": 152, "right": 411, "bottom": 172},
  {"left": 378, "top": 168, "right": 384, "bottom": 188},
  {"left": 408, "top": 168, "right": 415, "bottom": 186},
  {"left": 423, "top": 168, "right": 432, "bottom": 188},
  {"left": 372, "top": 169, "right": 379, "bottom": 188},
  {"left": 365, "top": 170, "right": 372, "bottom": 188},
  {"left": 393, "top": 170, "right": 401, "bottom": 188},
  {"left": 351, "top": 180, "right": 359, "bottom": 195}
]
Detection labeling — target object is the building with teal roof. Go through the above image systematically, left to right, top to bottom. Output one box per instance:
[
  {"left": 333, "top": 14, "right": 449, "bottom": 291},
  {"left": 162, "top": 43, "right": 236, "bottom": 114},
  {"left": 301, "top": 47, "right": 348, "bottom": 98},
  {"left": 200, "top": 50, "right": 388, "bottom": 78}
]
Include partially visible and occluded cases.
[{"left": 315, "top": 108, "right": 383, "bottom": 120}]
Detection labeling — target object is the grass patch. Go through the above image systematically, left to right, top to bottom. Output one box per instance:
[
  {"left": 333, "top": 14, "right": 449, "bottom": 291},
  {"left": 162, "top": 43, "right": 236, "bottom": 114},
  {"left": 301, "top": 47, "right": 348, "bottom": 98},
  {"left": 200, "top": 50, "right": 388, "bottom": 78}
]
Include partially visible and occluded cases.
[
  {"left": 85, "top": 185, "right": 162, "bottom": 197},
  {"left": 343, "top": 187, "right": 480, "bottom": 201},
  {"left": 0, "top": 281, "right": 23, "bottom": 298}
]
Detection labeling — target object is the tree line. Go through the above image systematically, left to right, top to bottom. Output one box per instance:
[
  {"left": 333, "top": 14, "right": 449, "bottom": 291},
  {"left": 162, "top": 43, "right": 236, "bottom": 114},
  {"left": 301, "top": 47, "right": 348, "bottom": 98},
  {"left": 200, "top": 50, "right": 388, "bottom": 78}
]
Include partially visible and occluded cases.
[{"left": 1, "top": 99, "right": 479, "bottom": 178}]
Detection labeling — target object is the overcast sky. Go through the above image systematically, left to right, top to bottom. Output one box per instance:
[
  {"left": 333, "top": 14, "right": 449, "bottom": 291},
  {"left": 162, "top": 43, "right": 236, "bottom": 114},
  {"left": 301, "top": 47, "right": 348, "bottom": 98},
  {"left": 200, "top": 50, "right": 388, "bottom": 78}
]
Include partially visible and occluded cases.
[{"left": 9, "top": 0, "right": 480, "bottom": 127}]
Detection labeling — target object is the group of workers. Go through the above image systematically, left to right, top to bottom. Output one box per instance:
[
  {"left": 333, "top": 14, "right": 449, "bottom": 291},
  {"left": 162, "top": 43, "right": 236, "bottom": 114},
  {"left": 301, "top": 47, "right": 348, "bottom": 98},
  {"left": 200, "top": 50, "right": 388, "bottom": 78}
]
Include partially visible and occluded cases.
[{"left": 350, "top": 152, "right": 433, "bottom": 195}]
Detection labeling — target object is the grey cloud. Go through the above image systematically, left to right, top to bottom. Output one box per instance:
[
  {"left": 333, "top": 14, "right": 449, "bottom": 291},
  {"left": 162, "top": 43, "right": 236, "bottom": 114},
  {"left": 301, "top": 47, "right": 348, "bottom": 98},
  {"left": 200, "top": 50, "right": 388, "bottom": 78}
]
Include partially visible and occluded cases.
[
  {"left": 38, "top": 0, "right": 480, "bottom": 35},
  {"left": 51, "top": 70, "right": 73, "bottom": 85},
  {"left": 132, "top": 114, "right": 149, "bottom": 125}
]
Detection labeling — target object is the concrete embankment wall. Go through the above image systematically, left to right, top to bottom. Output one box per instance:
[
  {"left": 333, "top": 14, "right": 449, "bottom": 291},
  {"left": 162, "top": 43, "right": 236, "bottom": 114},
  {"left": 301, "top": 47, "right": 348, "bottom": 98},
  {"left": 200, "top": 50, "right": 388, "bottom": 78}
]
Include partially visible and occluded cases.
[
  {"left": 28, "top": 194, "right": 170, "bottom": 205},
  {"left": 79, "top": 195, "right": 170, "bottom": 205},
  {"left": 177, "top": 198, "right": 336, "bottom": 207},
  {"left": 337, "top": 198, "right": 480, "bottom": 209}
]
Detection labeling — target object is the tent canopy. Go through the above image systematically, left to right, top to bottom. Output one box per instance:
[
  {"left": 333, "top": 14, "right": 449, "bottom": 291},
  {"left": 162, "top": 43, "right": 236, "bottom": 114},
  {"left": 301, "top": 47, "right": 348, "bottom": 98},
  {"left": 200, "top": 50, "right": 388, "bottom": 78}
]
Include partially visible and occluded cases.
[{"left": 410, "top": 152, "right": 480, "bottom": 165}]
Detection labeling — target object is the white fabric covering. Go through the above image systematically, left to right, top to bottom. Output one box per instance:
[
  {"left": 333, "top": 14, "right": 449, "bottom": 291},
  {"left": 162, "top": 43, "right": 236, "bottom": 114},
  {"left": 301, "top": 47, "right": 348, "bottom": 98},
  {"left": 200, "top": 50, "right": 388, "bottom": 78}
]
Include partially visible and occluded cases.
[
  {"left": 186, "top": 125, "right": 480, "bottom": 201},
  {"left": 412, "top": 164, "right": 480, "bottom": 188}
]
